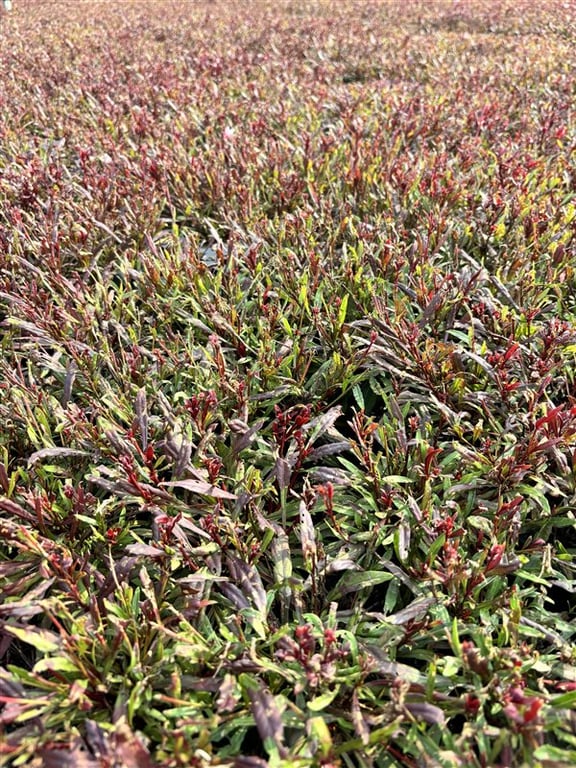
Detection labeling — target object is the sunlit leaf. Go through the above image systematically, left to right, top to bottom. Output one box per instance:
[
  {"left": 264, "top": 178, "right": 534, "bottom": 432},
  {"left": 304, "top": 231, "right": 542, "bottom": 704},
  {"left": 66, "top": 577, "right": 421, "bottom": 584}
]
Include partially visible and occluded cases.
[
  {"left": 161, "top": 479, "right": 236, "bottom": 499},
  {"left": 4, "top": 626, "right": 61, "bottom": 654}
]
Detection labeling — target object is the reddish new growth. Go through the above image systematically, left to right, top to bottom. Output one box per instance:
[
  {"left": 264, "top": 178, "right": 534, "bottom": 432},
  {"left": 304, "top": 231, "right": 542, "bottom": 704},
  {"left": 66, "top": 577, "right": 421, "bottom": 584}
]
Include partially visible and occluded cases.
[
  {"left": 486, "top": 341, "right": 522, "bottom": 400},
  {"left": 185, "top": 390, "right": 219, "bottom": 431},
  {"left": 272, "top": 404, "right": 313, "bottom": 455},
  {"left": 272, "top": 404, "right": 315, "bottom": 480},
  {"left": 142, "top": 444, "right": 159, "bottom": 484},
  {"left": 118, "top": 454, "right": 153, "bottom": 502},
  {"left": 203, "top": 456, "right": 223, "bottom": 484},
  {"left": 316, "top": 481, "right": 343, "bottom": 533},
  {"left": 485, "top": 543, "right": 506, "bottom": 572},
  {"left": 275, "top": 624, "right": 349, "bottom": 690},
  {"left": 502, "top": 682, "right": 544, "bottom": 727},
  {"left": 464, "top": 693, "right": 481, "bottom": 716}
]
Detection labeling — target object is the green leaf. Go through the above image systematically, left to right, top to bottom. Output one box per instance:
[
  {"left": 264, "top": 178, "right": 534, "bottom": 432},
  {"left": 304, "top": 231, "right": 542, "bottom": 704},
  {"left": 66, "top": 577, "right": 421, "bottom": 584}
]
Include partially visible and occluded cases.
[
  {"left": 337, "top": 293, "right": 349, "bottom": 328},
  {"left": 352, "top": 383, "right": 365, "bottom": 411},
  {"left": 381, "top": 475, "right": 413, "bottom": 485},
  {"left": 467, "top": 515, "right": 493, "bottom": 534},
  {"left": 427, "top": 533, "right": 446, "bottom": 564},
  {"left": 272, "top": 534, "right": 292, "bottom": 584},
  {"left": 327, "top": 570, "right": 394, "bottom": 599},
  {"left": 515, "top": 570, "right": 555, "bottom": 586},
  {"left": 450, "top": 617, "right": 462, "bottom": 657},
  {"left": 4, "top": 626, "right": 61, "bottom": 654},
  {"left": 442, "top": 656, "right": 461, "bottom": 677},
  {"left": 33, "top": 657, "right": 79, "bottom": 674},
  {"left": 307, "top": 687, "right": 341, "bottom": 712},
  {"left": 550, "top": 690, "right": 576, "bottom": 709},
  {"left": 15, "top": 706, "right": 50, "bottom": 723},
  {"left": 307, "top": 715, "right": 333, "bottom": 756},
  {"left": 335, "top": 718, "right": 403, "bottom": 755},
  {"left": 533, "top": 745, "right": 576, "bottom": 762}
]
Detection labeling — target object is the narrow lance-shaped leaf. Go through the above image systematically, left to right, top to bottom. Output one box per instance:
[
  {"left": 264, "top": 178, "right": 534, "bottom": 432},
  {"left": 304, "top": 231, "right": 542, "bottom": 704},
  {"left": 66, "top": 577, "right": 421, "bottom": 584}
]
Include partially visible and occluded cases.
[
  {"left": 62, "top": 360, "right": 77, "bottom": 407},
  {"left": 135, "top": 388, "right": 148, "bottom": 451},
  {"left": 303, "top": 405, "right": 343, "bottom": 445},
  {"left": 27, "top": 447, "right": 89, "bottom": 467},
  {"left": 274, "top": 456, "right": 291, "bottom": 491},
  {"left": 161, "top": 479, "right": 236, "bottom": 499},
  {"left": 0, "top": 497, "right": 36, "bottom": 522},
  {"left": 299, "top": 497, "right": 316, "bottom": 570},
  {"left": 226, "top": 553, "right": 267, "bottom": 616},
  {"left": 327, "top": 570, "right": 395, "bottom": 600},
  {"left": 3, "top": 625, "right": 61, "bottom": 654},
  {"left": 247, "top": 685, "right": 287, "bottom": 759},
  {"left": 351, "top": 688, "right": 370, "bottom": 746},
  {"left": 405, "top": 700, "right": 446, "bottom": 725}
]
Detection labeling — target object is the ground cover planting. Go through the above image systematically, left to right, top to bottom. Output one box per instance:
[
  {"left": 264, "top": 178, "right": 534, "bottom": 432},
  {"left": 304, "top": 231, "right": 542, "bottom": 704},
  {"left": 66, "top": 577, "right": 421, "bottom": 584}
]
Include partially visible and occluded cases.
[{"left": 0, "top": 0, "right": 575, "bottom": 765}]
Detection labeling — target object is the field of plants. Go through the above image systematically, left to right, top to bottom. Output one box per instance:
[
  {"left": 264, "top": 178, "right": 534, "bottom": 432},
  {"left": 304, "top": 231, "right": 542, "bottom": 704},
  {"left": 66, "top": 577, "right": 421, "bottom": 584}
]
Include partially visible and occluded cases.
[{"left": 1, "top": 0, "right": 576, "bottom": 765}]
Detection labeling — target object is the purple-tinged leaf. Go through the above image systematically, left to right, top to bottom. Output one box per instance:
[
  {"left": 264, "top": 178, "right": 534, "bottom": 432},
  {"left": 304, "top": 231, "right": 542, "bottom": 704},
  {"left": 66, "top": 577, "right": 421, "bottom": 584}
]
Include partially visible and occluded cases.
[
  {"left": 418, "top": 290, "right": 445, "bottom": 327},
  {"left": 62, "top": 360, "right": 77, "bottom": 407},
  {"left": 249, "top": 385, "right": 293, "bottom": 402},
  {"left": 135, "top": 388, "right": 148, "bottom": 451},
  {"left": 303, "top": 406, "right": 342, "bottom": 443},
  {"left": 230, "top": 418, "right": 265, "bottom": 454},
  {"left": 173, "top": 439, "right": 192, "bottom": 478},
  {"left": 308, "top": 442, "right": 350, "bottom": 460},
  {"left": 27, "top": 447, "right": 89, "bottom": 467},
  {"left": 274, "top": 456, "right": 291, "bottom": 490},
  {"left": 0, "top": 462, "right": 8, "bottom": 494},
  {"left": 309, "top": 467, "right": 352, "bottom": 485},
  {"left": 161, "top": 479, "right": 236, "bottom": 499},
  {"left": 0, "top": 498, "right": 36, "bottom": 523},
  {"left": 299, "top": 498, "right": 316, "bottom": 568},
  {"left": 250, "top": 503, "right": 284, "bottom": 535},
  {"left": 173, "top": 513, "right": 212, "bottom": 539},
  {"left": 125, "top": 543, "right": 166, "bottom": 557},
  {"left": 226, "top": 554, "right": 267, "bottom": 615},
  {"left": 97, "top": 557, "right": 140, "bottom": 598},
  {"left": 179, "top": 572, "right": 226, "bottom": 587},
  {"left": 219, "top": 582, "right": 251, "bottom": 611},
  {"left": 0, "top": 597, "right": 48, "bottom": 619},
  {"left": 386, "top": 597, "right": 436, "bottom": 625},
  {"left": 361, "top": 644, "right": 426, "bottom": 683},
  {"left": 224, "top": 658, "right": 265, "bottom": 674},
  {"left": 0, "top": 668, "right": 26, "bottom": 697},
  {"left": 216, "top": 673, "right": 239, "bottom": 712},
  {"left": 247, "top": 685, "right": 286, "bottom": 757},
  {"left": 351, "top": 688, "right": 370, "bottom": 746},
  {"left": 405, "top": 700, "right": 446, "bottom": 725},
  {"left": 84, "top": 720, "right": 109, "bottom": 760},
  {"left": 112, "top": 720, "right": 158, "bottom": 768},
  {"left": 39, "top": 743, "right": 98, "bottom": 768},
  {"left": 234, "top": 758, "right": 269, "bottom": 768}
]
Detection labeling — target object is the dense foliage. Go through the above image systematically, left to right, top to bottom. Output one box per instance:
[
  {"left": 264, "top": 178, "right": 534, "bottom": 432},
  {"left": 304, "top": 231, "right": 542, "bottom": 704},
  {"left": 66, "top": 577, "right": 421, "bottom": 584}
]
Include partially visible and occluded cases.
[{"left": 1, "top": 1, "right": 576, "bottom": 766}]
